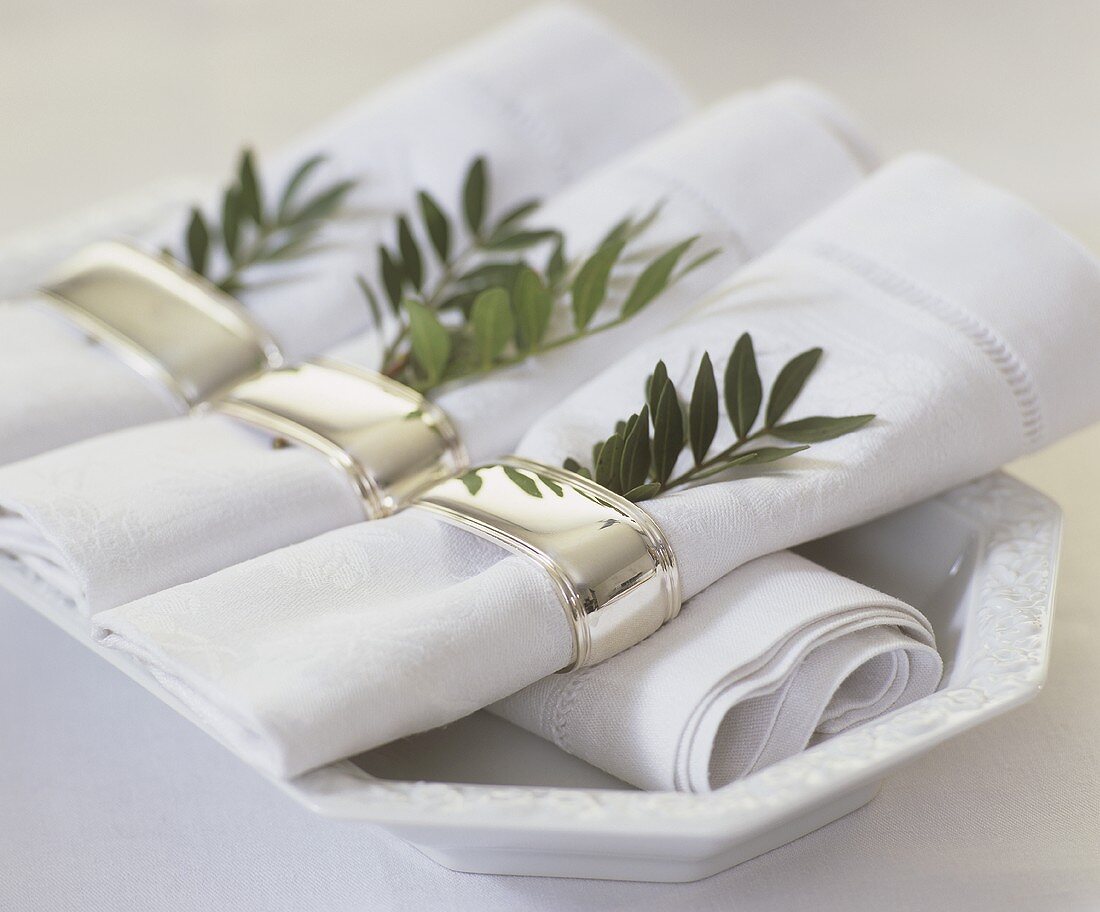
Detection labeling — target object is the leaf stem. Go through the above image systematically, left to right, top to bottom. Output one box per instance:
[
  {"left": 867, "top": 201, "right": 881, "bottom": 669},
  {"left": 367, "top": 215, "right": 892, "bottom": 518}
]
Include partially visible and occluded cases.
[
  {"left": 380, "top": 241, "right": 479, "bottom": 375},
  {"left": 423, "top": 242, "right": 479, "bottom": 309},
  {"left": 403, "top": 309, "right": 633, "bottom": 392},
  {"left": 380, "top": 328, "right": 410, "bottom": 376},
  {"left": 661, "top": 428, "right": 769, "bottom": 489}
]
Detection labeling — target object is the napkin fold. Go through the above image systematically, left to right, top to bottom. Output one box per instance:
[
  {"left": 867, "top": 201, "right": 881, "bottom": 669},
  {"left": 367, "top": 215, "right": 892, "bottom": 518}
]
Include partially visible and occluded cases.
[
  {"left": 0, "top": 3, "right": 690, "bottom": 464},
  {"left": 0, "top": 83, "right": 876, "bottom": 615},
  {"left": 93, "top": 153, "right": 1100, "bottom": 780},
  {"left": 98, "top": 545, "right": 939, "bottom": 789},
  {"left": 493, "top": 551, "right": 940, "bottom": 791}
]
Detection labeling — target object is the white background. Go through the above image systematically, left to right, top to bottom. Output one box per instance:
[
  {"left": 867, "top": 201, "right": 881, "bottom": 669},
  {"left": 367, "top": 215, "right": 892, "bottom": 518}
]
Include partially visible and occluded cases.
[{"left": 2, "top": 1, "right": 1099, "bottom": 908}]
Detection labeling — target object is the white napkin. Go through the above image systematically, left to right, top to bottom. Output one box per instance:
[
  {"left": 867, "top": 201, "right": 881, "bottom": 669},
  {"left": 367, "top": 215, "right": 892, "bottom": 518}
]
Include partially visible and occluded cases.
[
  {"left": 0, "top": 3, "right": 690, "bottom": 464},
  {"left": 0, "top": 83, "right": 876, "bottom": 615},
  {"left": 93, "top": 153, "right": 1100, "bottom": 780},
  {"left": 99, "top": 543, "right": 939, "bottom": 789},
  {"left": 493, "top": 551, "right": 940, "bottom": 791}
]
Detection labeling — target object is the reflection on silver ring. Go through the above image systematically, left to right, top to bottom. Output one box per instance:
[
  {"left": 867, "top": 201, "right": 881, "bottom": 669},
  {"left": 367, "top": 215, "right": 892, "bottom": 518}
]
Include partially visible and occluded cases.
[
  {"left": 40, "top": 241, "right": 281, "bottom": 408},
  {"left": 209, "top": 359, "right": 468, "bottom": 517},
  {"left": 412, "top": 457, "right": 681, "bottom": 671}
]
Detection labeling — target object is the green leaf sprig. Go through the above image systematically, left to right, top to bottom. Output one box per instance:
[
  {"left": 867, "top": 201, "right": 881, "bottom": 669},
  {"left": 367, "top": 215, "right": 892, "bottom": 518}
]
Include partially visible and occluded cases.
[
  {"left": 173, "top": 148, "right": 356, "bottom": 294},
  {"left": 361, "top": 156, "right": 718, "bottom": 395},
  {"left": 561, "top": 334, "right": 875, "bottom": 502}
]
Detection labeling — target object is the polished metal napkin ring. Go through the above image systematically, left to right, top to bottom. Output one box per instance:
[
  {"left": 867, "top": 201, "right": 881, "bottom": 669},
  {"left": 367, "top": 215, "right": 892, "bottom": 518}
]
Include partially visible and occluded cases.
[
  {"left": 39, "top": 241, "right": 283, "bottom": 408},
  {"left": 209, "top": 359, "right": 468, "bottom": 517},
  {"left": 412, "top": 458, "right": 681, "bottom": 671}
]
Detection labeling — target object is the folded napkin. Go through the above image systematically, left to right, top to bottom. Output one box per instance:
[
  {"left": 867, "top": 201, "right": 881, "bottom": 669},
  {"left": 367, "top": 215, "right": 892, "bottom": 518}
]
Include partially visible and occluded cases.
[
  {"left": 0, "top": 3, "right": 689, "bottom": 464},
  {"left": 0, "top": 83, "right": 875, "bottom": 615},
  {"left": 93, "top": 153, "right": 1100, "bottom": 780},
  {"left": 100, "top": 545, "right": 940, "bottom": 789},
  {"left": 494, "top": 551, "right": 940, "bottom": 791}
]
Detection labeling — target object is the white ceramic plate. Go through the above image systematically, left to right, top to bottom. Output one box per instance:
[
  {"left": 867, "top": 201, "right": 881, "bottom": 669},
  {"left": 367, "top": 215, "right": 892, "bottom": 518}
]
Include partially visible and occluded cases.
[{"left": 1, "top": 471, "right": 1060, "bottom": 882}]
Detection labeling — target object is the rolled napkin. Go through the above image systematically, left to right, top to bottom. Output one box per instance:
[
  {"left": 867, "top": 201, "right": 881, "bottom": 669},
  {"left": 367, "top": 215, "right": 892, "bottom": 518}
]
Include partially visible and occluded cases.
[
  {"left": 0, "top": 3, "right": 690, "bottom": 464},
  {"left": 0, "top": 83, "right": 876, "bottom": 615},
  {"left": 94, "top": 153, "right": 1100, "bottom": 780},
  {"left": 492, "top": 552, "right": 940, "bottom": 791}
]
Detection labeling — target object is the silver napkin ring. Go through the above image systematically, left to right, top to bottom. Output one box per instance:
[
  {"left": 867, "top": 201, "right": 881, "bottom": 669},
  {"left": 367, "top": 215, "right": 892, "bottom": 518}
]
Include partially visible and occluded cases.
[
  {"left": 39, "top": 241, "right": 283, "bottom": 408},
  {"left": 209, "top": 359, "right": 468, "bottom": 517},
  {"left": 412, "top": 458, "right": 681, "bottom": 671}
]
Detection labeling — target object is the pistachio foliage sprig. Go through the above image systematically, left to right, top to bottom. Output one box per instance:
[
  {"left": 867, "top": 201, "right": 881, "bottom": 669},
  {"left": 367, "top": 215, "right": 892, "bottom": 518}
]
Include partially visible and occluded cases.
[
  {"left": 174, "top": 148, "right": 356, "bottom": 294},
  {"left": 360, "top": 156, "right": 718, "bottom": 395},
  {"left": 361, "top": 156, "right": 561, "bottom": 381},
  {"left": 562, "top": 334, "right": 875, "bottom": 502}
]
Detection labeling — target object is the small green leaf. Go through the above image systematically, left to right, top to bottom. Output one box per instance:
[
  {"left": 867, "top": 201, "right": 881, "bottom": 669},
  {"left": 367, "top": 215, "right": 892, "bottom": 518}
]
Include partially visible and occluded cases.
[
  {"left": 237, "top": 148, "right": 263, "bottom": 225},
  {"left": 276, "top": 153, "right": 325, "bottom": 222},
  {"left": 462, "top": 156, "right": 487, "bottom": 236},
  {"left": 291, "top": 179, "right": 355, "bottom": 223},
  {"left": 221, "top": 187, "right": 241, "bottom": 260},
  {"left": 417, "top": 190, "right": 451, "bottom": 262},
  {"left": 492, "top": 198, "right": 540, "bottom": 232},
  {"left": 625, "top": 200, "right": 664, "bottom": 242},
  {"left": 186, "top": 208, "right": 209, "bottom": 276},
  {"left": 598, "top": 215, "right": 633, "bottom": 248},
  {"left": 397, "top": 216, "right": 423, "bottom": 291},
  {"left": 484, "top": 228, "right": 559, "bottom": 251},
  {"left": 263, "top": 229, "right": 316, "bottom": 262},
  {"left": 546, "top": 236, "right": 567, "bottom": 286},
  {"left": 620, "top": 236, "right": 697, "bottom": 318},
  {"left": 571, "top": 237, "right": 625, "bottom": 330},
  {"left": 378, "top": 246, "right": 405, "bottom": 311},
  {"left": 680, "top": 247, "right": 721, "bottom": 276},
  {"left": 455, "top": 261, "right": 522, "bottom": 293},
  {"left": 511, "top": 266, "right": 553, "bottom": 351},
  {"left": 356, "top": 276, "right": 384, "bottom": 333},
  {"left": 470, "top": 287, "right": 513, "bottom": 367},
  {"left": 436, "top": 291, "right": 478, "bottom": 315},
  {"left": 404, "top": 299, "right": 451, "bottom": 384},
  {"left": 437, "top": 332, "right": 479, "bottom": 375},
  {"left": 725, "top": 333, "right": 762, "bottom": 439},
  {"left": 766, "top": 348, "right": 822, "bottom": 427},
  {"left": 689, "top": 352, "right": 719, "bottom": 465},
  {"left": 646, "top": 360, "right": 668, "bottom": 415},
  {"left": 652, "top": 378, "right": 684, "bottom": 484},
  {"left": 620, "top": 405, "right": 652, "bottom": 491},
  {"left": 620, "top": 413, "right": 637, "bottom": 441},
  {"left": 771, "top": 414, "right": 875, "bottom": 443},
  {"left": 595, "top": 433, "right": 625, "bottom": 492},
  {"left": 592, "top": 440, "right": 604, "bottom": 472},
  {"left": 735, "top": 445, "right": 811, "bottom": 464},
  {"left": 687, "top": 446, "right": 809, "bottom": 483},
  {"left": 563, "top": 457, "right": 592, "bottom": 480},
  {"left": 504, "top": 465, "right": 542, "bottom": 498},
  {"left": 459, "top": 470, "right": 483, "bottom": 496},
  {"left": 538, "top": 474, "right": 565, "bottom": 497},
  {"left": 624, "top": 482, "right": 661, "bottom": 502}
]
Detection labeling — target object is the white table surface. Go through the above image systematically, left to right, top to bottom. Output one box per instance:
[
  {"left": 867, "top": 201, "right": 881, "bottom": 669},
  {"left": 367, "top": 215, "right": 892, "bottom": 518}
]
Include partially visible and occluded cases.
[{"left": 2, "top": 1, "right": 1100, "bottom": 908}]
